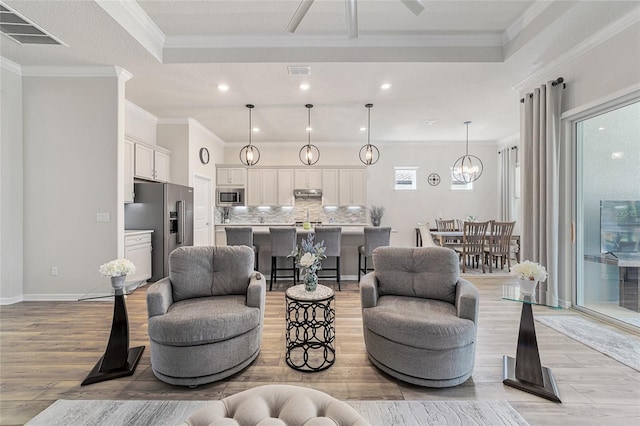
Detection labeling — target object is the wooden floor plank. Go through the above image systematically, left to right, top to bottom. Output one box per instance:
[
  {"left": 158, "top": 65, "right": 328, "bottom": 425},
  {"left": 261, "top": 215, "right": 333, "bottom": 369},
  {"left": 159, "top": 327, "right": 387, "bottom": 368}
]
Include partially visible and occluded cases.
[{"left": 1, "top": 277, "right": 639, "bottom": 425}]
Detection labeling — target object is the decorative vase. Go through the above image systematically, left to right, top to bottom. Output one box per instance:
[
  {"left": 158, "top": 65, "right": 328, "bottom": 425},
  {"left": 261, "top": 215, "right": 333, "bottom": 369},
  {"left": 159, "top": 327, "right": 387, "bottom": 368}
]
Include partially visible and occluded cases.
[
  {"left": 371, "top": 219, "right": 381, "bottom": 227},
  {"left": 304, "top": 271, "right": 318, "bottom": 292},
  {"left": 110, "top": 274, "right": 126, "bottom": 289},
  {"left": 517, "top": 278, "right": 538, "bottom": 294}
]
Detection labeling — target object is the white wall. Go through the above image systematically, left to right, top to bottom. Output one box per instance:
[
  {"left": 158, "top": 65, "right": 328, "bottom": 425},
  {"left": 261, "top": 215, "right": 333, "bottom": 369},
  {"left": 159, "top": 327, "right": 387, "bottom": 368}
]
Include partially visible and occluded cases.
[
  {"left": 0, "top": 62, "right": 24, "bottom": 304},
  {"left": 22, "top": 75, "right": 122, "bottom": 298},
  {"left": 125, "top": 100, "right": 157, "bottom": 145},
  {"left": 157, "top": 120, "right": 190, "bottom": 186},
  {"left": 224, "top": 141, "right": 499, "bottom": 247}
]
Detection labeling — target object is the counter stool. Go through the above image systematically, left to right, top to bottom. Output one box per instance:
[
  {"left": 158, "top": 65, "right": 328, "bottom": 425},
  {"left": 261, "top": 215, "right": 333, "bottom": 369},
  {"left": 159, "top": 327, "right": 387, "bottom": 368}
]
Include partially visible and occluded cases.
[
  {"left": 225, "top": 227, "right": 259, "bottom": 270},
  {"left": 269, "top": 227, "right": 297, "bottom": 291},
  {"left": 314, "top": 227, "right": 342, "bottom": 291},
  {"left": 358, "top": 227, "right": 391, "bottom": 281}
]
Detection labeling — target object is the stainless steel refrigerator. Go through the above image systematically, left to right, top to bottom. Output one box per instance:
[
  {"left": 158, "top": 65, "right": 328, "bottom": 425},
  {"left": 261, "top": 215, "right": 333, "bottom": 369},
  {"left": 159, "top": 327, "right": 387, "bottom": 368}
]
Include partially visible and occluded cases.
[{"left": 125, "top": 182, "right": 194, "bottom": 281}]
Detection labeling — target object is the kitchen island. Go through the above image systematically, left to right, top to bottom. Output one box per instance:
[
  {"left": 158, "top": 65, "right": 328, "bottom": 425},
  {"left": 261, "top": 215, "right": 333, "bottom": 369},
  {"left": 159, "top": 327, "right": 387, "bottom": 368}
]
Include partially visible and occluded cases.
[{"left": 215, "top": 224, "right": 372, "bottom": 280}]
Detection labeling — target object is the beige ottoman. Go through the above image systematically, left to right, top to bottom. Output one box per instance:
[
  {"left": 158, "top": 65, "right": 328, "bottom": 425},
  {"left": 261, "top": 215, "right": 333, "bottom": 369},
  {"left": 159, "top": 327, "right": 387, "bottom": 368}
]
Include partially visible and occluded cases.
[{"left": 181, "top": 384, "right": 370, "bottom": 426}]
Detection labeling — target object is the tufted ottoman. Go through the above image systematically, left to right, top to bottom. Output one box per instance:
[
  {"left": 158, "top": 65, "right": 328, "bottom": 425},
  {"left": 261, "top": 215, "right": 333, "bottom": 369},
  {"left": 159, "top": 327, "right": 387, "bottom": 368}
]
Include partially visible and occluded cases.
[{"left": 181, "top": 384, "right": 370, "bottom": 426}]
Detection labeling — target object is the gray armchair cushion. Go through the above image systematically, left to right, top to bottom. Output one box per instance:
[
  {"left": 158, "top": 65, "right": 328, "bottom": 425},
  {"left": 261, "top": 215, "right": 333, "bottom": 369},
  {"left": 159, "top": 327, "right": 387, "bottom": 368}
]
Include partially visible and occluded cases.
[
  {"left": 169, "top": 246, "right": 254, "bottom": 302},
  {"left": 373, "top": 247, "right": 459, "bottom": 304},
  {"left": 147, "top": 277, "right": 173, "bottom": 318},
  {"left": 148, "top": 295, "right": 260, "bottom": 346},
  {"left": 363, "top": 296, "right": 476, "bottom": 350}
]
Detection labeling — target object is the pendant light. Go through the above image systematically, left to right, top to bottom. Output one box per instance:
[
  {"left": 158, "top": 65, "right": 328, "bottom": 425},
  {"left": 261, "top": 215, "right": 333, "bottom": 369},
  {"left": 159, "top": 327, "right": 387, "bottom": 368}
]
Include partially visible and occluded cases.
[
  {"left": 359, "top": 103, "right": 380, "bottom": 165},
  {"left": 239, "top": 104, "right": 260, "bottom": 166},
  {"left": 299, "top": 104, "right": 320, "bottom": 165},
  {"left": 452, "top": 121, "right": 483, "bottom": 183}
]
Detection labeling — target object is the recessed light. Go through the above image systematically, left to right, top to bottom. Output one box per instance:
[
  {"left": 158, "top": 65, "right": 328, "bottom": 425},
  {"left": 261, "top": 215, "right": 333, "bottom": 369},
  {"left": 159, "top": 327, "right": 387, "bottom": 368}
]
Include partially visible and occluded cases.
[
  {"left": 299, "top": 83, "right": 310, "bottom": 90},
  {"left": 380, "top": 83, "right": 392, "bottom": 90},
  {"left": 217, "top": 84, "right": 229, "bottom": 92},
  {"left": 306, "top": 126, "right": 313, "bottom": 132},
  {"left": 252, "top": 127, "right": 260, "bottom": 132},
  {"left": 360, "top": 127, "right": 367, "bottom": 132},
  {"left": 598, "top": 127, "right": 605, "bottom": 130},
  {"left": 611, "top": 151, "right": 624, "bottom": 160}
]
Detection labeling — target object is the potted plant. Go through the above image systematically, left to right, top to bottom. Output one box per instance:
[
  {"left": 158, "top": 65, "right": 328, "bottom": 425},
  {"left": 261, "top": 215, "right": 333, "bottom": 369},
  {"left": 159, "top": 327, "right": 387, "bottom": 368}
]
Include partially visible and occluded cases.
[
  {"left": 369, "top": 205, "right": 385, "bottom": 227},
  {"left": 289, "top": 233, "right": 327, "bottom": 292}
]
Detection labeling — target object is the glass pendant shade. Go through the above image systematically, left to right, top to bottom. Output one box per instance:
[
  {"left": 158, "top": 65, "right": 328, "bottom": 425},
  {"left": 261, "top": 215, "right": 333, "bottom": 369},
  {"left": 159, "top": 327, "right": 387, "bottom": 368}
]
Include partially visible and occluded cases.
[
  {"left": 359, "top": 103, "right": 380, "bottom": 165},
  {"left": 240, "top": 104, "right": 260, "bottom": 166},
  {"left": 299, "top": 104, "right": 319, "bottom": 165},
  {"left": 452, "top": 121, "right": 483, "bottom": 183}
]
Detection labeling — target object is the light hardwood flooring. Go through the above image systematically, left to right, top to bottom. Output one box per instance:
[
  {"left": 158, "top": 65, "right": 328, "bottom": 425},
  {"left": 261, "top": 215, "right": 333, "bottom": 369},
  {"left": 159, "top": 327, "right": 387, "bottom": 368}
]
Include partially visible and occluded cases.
[{"left": 1, "top": 276, "right": 640, "bottom": 425}]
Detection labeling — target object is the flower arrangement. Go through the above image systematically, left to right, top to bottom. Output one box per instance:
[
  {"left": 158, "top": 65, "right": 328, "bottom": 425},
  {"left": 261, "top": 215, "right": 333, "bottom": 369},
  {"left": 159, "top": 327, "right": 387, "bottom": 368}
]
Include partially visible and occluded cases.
[
  {"left": 369, "top": 205, "right": 385, "bottom": 227},
  {"left": 289, "top": 233, "right": 326, "bottom": 291},
  {"left": 99, "top": 258, "right": 136, "bottom": 277},
  {"left": 510, "top": 260, "right": 547, "bottom": 282}
]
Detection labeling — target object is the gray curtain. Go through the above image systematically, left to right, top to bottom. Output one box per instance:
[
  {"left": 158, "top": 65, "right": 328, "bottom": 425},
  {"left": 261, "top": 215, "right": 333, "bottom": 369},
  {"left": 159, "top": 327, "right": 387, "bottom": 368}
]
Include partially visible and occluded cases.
[
  {"left": 520, "top": 81, "right": 564, "bottom": 307},
  {"left": 498, "top": 147, "right": 517, "bottom": 221}
]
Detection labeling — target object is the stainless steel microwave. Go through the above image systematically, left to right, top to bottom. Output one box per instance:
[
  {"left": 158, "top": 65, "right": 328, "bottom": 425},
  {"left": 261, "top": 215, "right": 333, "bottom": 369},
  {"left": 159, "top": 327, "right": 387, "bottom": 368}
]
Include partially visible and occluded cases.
[{"left": 216, "top": 187, "right": 245, "bottom": 206}]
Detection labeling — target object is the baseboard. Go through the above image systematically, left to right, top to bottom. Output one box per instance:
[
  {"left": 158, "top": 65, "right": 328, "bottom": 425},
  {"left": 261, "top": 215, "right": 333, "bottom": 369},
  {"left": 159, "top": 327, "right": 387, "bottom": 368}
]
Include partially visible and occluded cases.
[
  {"left": 22, "top": 294, "right": 107, "bottom": 302},
  {"left": 0, "top": 295, "right": 24, "bottom": 305}
]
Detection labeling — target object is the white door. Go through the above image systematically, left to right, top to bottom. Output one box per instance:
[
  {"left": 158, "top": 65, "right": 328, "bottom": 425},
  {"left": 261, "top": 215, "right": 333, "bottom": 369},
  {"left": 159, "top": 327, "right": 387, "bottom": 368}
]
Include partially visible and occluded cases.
[{"left": 193, "top": 174, "right": 212, "bottom": 246}]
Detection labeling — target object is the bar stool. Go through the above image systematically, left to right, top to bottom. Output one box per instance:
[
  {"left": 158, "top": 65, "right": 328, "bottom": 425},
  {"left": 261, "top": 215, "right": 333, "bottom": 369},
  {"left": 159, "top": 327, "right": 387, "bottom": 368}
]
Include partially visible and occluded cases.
[
  {"left": 225, "top": 227, "right": 259, "bottom": 270},
  {"left": 269, "top": 227, "right": 297, "bottom": 291},
  {"left": 314, "top": 227, "right": 342, "bottom": 291},
  {"left": 358, "top": 227, "right": 391, "bottom": 281}
]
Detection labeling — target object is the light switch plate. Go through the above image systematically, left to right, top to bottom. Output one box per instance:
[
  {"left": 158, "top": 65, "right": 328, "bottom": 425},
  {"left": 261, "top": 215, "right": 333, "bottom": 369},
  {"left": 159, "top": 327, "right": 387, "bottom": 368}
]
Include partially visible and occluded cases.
[{"left": 96, "top": 213, "right": 110, "bottom": 222}]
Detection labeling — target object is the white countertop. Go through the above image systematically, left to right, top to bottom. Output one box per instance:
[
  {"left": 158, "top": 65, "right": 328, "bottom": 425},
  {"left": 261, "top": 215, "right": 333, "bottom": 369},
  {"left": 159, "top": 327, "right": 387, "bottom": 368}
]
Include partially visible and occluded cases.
[
  {"left": 216, "top": 223, "right": 369, "bottom": 227},
  {"left": 124, "top": 229, "right": 154, "bottom": 236}
]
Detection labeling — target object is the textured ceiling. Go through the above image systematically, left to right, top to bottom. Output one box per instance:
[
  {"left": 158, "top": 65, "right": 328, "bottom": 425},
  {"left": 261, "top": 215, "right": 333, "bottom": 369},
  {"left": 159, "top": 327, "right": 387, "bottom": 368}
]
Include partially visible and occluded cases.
[{"left": 2, "top": 0, "right": 638, "bottom": 145}]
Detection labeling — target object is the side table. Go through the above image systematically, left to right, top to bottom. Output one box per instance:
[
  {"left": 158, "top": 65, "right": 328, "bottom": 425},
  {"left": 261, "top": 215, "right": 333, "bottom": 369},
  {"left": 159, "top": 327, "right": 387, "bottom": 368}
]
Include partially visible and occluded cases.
[
  {"left": 79, "top": 281, "right": 146, "bottom": 386},
  {"left": 285, "top": 284, "right": 335, "bottom": 372},
  {"left": 502, "top": 285, "right": 562, "bottom": 402}
]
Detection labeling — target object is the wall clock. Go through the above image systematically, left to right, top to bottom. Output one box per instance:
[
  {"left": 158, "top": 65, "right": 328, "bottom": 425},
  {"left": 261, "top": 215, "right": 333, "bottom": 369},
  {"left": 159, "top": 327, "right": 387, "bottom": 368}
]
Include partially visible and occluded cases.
[
  {"left": 199, "top": 147, "right": 210, "bottom": 164},
  {"left": 428, "top": 173, "right": 441, "bottom": 186}
]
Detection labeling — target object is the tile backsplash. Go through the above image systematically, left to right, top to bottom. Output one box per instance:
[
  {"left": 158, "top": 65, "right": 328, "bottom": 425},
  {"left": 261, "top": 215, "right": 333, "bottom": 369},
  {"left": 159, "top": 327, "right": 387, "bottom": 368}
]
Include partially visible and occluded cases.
[{"left": 216, "top": 198, "right": 367, "bottom": 224}]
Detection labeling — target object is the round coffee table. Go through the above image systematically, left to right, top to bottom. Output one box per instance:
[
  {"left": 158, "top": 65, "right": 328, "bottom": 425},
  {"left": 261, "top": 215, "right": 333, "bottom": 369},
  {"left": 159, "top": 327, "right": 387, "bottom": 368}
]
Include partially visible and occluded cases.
[{"left": 285, "top": 284, "right": 335, "bottom": 372}]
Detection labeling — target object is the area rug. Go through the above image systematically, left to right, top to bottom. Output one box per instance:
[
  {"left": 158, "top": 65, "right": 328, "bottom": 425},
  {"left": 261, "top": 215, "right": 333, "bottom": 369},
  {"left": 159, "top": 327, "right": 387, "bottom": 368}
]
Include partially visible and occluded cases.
[
  {"left": 535, "top": 315, "right": 640, "bottom": 372},
  {"left": 25, "top": 399, "right": 529, "bottom": 426}
]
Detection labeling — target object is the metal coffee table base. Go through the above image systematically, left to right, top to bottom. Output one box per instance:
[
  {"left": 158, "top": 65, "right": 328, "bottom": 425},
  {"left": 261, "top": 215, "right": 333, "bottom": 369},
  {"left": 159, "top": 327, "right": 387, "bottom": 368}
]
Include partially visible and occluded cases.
[{"left": 503, "top": 355, "right": 561, "bottom": 403}]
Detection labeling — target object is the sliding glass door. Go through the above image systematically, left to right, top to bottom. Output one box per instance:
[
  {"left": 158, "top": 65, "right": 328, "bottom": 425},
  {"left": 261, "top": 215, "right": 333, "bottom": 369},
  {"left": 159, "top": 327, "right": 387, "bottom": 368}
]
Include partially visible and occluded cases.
[{"left": 575, "top": 100, "right": 640, "bottom": 328}]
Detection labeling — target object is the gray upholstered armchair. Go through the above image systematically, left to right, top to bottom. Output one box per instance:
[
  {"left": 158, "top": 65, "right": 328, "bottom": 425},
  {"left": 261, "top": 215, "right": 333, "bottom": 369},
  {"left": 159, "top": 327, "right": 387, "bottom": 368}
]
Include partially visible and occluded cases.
[
  {"left": 146, "top": 245, "right": 265, "bottom": 387},
  {"left": 360, "top": 246, "right": 479, "bottom": 387}
]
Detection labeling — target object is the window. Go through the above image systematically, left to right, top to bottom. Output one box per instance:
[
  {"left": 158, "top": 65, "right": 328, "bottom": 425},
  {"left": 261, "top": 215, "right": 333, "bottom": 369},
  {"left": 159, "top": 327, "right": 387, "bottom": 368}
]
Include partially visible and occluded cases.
[
  {"left": 394, "top": 167, "right": 418, "bottom": 190},
  {"left": 450, "top": 168, "right": 473, "bottom": 190}
]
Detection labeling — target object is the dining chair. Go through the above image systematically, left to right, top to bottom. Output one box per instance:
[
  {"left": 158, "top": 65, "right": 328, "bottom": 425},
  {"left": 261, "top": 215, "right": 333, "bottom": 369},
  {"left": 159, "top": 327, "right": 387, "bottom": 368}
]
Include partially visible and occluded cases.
[
  {"left": 436, "top": 219, "right": 458, "bottom": 245},
  {"left": 455, "top": 221, "right": 490, "bottom": 273},
  {"left": 484, "top": 221, "right": 516, "bottom": 273},
  {"left": 416, "top": 223, "right": 438, "bottom": 248},
  {"left": 225, "top": 227, "right": 259, "bottom": 270},
  {"left": 269, "top": 227, "right": 297, "bottom": 290},
  {"left": 314, "top": 227, "right": 342, "bottom": 291},
  {"left": 358, "top": 227, "right": 391, "bottom": 281}
]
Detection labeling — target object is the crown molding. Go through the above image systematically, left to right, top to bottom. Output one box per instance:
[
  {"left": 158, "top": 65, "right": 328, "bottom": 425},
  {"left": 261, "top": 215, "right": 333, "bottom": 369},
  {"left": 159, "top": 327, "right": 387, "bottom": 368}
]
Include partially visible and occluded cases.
[
  {"left": 95, "top": 0, "right": 165, "bottom": 62},
  {"left": 502, "top": 0, "right": 555, "bottom": 46},
  {"left": 514, "top": 6, "right": 640, "bottom": 93},
  {"left": 0, "top": 56, "right": 22, "bottom": 75},
  {"left": 20, "top": 65, "right": 129, "bottom": 78},
  {"left": 115, "top": 66, "right": 133, "bottom": 82},
  {"left": 125, "top": 100, "right": 158, "bottom": 123},
  {"left": 157, "top": 117, "right": 190, "bottom": 125},
  {"left": 224, "top": 140, "right": 500, "bottom": 148}
]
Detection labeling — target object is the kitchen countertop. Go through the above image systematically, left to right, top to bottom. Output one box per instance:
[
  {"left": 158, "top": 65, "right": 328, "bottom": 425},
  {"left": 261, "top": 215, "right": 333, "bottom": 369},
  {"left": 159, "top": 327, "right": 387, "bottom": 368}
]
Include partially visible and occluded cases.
[{"left": 215, "top": 223, "right": 369, "bottom": 227}]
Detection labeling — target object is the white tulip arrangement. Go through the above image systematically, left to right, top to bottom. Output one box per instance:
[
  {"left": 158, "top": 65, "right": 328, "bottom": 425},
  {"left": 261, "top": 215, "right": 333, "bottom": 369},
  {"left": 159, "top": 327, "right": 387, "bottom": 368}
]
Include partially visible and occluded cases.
[
  {"left": 99, "top": 258, "right": 136, "bottom": 277},
  {"left": 510, "top": 260, "right": 547, "bottom": 282}
]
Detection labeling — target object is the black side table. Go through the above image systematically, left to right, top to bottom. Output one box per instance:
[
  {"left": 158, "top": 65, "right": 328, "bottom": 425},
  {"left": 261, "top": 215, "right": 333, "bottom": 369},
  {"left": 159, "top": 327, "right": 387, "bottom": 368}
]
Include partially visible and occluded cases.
[
  {"left": 79, "top": 281, "right": 145, "bottom": 386},
  {"left": 285, "top": 284, "right": 335, "bottom": 372},
  {"left": 502, "top": 285, "right": 562, "bottom": 402}
]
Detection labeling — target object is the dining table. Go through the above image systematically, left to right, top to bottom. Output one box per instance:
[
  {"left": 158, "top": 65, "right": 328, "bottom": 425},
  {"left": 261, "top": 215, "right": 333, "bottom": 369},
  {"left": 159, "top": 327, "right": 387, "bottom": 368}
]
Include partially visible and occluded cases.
[{"left": 425, "top": 230, "right": 521, "bottom": 263}]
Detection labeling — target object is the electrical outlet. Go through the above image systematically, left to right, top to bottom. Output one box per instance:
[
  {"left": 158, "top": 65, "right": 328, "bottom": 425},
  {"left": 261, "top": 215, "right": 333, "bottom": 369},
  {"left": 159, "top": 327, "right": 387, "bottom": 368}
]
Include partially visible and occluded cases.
[
  {"left": 96, "top": 212, "right": 110, "bottom": 223},
  {"left": 51, "top": 266, "right": 58, "bottom": 276}
]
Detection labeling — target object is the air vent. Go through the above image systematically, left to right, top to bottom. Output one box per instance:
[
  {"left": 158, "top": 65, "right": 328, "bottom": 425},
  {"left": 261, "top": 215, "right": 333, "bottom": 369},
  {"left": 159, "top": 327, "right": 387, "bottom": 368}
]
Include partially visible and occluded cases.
[
  {"left": 0, "top": 2, "right": 64, "bottom": 45},
  {"left": 288, "top": 66, "right": 311, "bottom": 76}
]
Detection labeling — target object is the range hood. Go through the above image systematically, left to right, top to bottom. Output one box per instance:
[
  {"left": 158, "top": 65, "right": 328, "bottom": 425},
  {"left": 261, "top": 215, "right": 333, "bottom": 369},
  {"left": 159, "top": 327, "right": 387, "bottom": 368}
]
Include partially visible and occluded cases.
[{"left": 293, "top": 188, "right": 323, "bottom": 198}]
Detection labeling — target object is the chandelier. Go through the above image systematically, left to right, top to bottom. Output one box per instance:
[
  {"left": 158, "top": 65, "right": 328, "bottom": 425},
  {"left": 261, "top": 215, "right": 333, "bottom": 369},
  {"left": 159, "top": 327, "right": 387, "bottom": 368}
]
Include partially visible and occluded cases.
[
  {"left": 359, "top": 103, "right": 380, "bottom": 165},
  {"left": 239, "top": 104, "right": 260, "bottom": 166},
  {"left": 299, "top": 104, "right": 320, "bottom": 165},
  {"left": 452, "top": 121, "right": 483, "bottom": 183}
]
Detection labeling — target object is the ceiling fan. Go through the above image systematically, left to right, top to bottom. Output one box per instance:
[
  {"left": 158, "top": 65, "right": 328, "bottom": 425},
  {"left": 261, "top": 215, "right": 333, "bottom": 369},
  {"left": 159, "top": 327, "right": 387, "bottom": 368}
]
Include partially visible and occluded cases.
[{"left": 285, "top": 0, "right": 426, "bottom": 39}]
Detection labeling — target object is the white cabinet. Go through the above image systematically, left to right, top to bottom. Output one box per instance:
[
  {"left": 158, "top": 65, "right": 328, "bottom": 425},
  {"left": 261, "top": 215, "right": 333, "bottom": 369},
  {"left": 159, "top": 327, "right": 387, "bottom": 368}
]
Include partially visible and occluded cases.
[
  {"left": 124, "top": 139, "right": 135, "bottom": 203},
  {"left": 134, "top": 142, "right": 171, "bottom": 182},
  {"left": 217, "top": 167, "right": 246, "bottom": 186},
  {"left": 247, "top": 169, "right": 277, "bottom": 206},
  {"left": 278, "top": 169, "right": 295, "bottom": 206},
  {"left": 294, "top": 169, "right": 322, "bottom": 189},
  {"left": 322, "top": 169, "right": 339, "bottom": 206},
  {"left": 339, "top": 169, "right": 367, "bottom": 206},
  {"left": 124, "top": 232, "right": 152, "bottom": 283}
]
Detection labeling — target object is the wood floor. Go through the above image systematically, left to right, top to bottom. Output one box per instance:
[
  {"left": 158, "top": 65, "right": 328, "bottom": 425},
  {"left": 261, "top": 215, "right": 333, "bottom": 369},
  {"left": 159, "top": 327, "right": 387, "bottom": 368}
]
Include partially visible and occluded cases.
[{"left": 1, "top": 276, "right": 639, "bottom": 425}]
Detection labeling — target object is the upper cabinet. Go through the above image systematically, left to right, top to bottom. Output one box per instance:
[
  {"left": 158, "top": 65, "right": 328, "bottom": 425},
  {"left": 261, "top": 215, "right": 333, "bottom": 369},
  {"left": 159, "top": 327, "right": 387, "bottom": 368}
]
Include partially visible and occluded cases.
[
  {"left": 124, "top": 139, "right": 135, "bottom": 203},
  {"left": 134, "top": 142, "right": 171, "bottom": 183},
  {"left": 217, "top": 167, "right": 246, "bottom": 186},
  {"left": 247, "top": 169, "right": 277, "bottom": 206},
  {"left": 277, "top": 169, "right": 295, "bottom": 206},
  {"left": 294, "top": 169, "right": 322, "bottom": 189},
  {"left": 321, "top": 169, "right": 339, "bottom": 206},
  {"left": 339, "top": 169, "right": 366, "bottom": 206}
]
